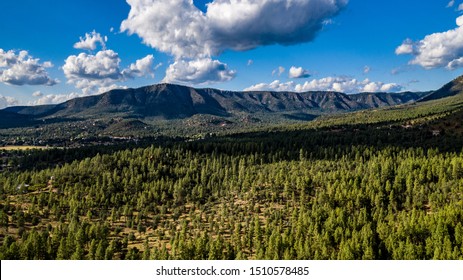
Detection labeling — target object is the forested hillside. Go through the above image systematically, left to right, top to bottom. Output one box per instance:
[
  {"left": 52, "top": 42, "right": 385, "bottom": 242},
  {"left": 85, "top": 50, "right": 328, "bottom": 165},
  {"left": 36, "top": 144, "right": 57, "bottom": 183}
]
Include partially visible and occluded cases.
[{"left": 1, "top": 120, "right": 463, "bottom": 260}]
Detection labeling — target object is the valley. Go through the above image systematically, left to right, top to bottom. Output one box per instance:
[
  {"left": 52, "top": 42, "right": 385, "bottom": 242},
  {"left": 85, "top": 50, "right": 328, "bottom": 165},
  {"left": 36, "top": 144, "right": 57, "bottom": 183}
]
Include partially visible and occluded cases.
[{"left": 1, "top": 76, "right": 463, "bottom": 260}]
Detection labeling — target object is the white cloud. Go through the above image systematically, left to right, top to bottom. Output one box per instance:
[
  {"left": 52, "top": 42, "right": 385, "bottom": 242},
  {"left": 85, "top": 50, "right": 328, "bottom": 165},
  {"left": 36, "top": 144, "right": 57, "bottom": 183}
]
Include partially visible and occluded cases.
[
  {"left": 121, "top": 0, "right": 348, "bottom": 84},
  {"left": 121, "top": 0, "right": 209, "bottom": 59},
  {"left": 122, "top": 0, "right": 347, "bottom": 58},
  {"left": 205, "top": 0, "right": 348, "bottom": 52},
  {"left": 447, "top": 1, "right": 455, "bottom": 8},
  {"left": 458, "top": 3, "right": 463, "bottom": 11},
  {"left": 396, "top": 15, "right": 463, "bottom": 70},
  {"left": 457, "top": 15, "right": 463, "bottom": 26},
  {"left": 73, "top": 31, "right": 107, "bottom": 51},
  {"left": 65, "top": 32, "right": 157, "bottom": 94},
  {"left": 395, "top": 39, "right": 415, "bottom": 55},
  {"left": 0, "top": 49, "right": 58, "bottom": 86},
  {"left": 0, "top": 49, "right": 18, "bottom": 67},
  {"left": 63, "top": 49, "right": 155, "bottom": 94},
  {"left": 63, "top": 50, "right": 121, "bottom": 94},
  {"left": 64, "top": 50, "right": 122, "bottom": 81},
  {"left": 121, "top": 54, "right": 155, "bottom": 79},
  {"left": 447, "top": 57, "right": 463, "bottom": 69},
  {"left": 164, "top": 58, "right": 236, "bottom": 85},
  {"left": 247, "top": 59, "right": 253, "bottom": 66},
  {"left": 272, "top": 66, "right": 285, "bottom": 76},
  {"left": 289, "top": 66, "right": 311, "bottom": 79},
  {"left": 245, "top": 77, "right": 403, "bottom": 94},
  {"left": 296, "top": 77, "right": 360, "bottom": 93},
  {"left": 299, "top": 77, "right": 403, "bottom": 93},
  {"left": 244, "top": 80, "right": 295, "bottom": 91},
  {"left": 362, "top": 81, "right": 402, "bottom": 93},
  {"left": 363, "top": 82, "right": 380, "bottom": 93},
  {"left": 379, "top": 83, "right": 403, "bottom": 92},
  {"left": 29, "top": 86, "right": 130, "bottom": 106},
  {"left": 32, "top": 91, "right": 43, "bottom": 97},
  {"left": 30, "top": 92, "right": 82, "bottom": 105},
  {"left": 0, "top": 95, "right": 18, "bottom": 109}
]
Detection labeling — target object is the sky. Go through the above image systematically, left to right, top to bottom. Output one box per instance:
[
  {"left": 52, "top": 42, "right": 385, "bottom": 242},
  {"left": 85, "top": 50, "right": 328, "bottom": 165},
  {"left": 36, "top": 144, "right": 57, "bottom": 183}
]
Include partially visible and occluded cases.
[{"left": 1, "top": 0, "right": 463, "bottom": 108}]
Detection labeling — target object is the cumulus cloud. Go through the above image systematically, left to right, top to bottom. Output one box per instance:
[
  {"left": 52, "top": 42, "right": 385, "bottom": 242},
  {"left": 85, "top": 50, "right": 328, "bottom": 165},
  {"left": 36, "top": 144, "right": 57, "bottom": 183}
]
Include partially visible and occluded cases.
[
  {"left": 121, "top": 0, "right": 348, "bottom": 84},
  {"left": 121, "top": 0, "right": 209, "bottom": 59},
  {"left": 122, "top": 0, "right": 347, "bottom": 58},
  {"left": 205, "top": 0, "right": 348, "bottom": 52},
  {"left": 447, "top": 1, "right": 455, "bottom": 8},
  {"left": 458, "top": 3, "right": 463, "bottom": 11},
  {"left": 457, "top": 14, "right": 463, "bottom": 26},
  {"left": 396, "top": 15, "right": 463, "bottom": 70},
  {"left": 64, "top": 31, "right": 157, "bottom": 94},
  {"left": 73, "top": 31, "right": 107, "bottom": 51},
  {"left": 395, "top": 39, "right": 415, "bottom": 55},
  {"left": 0, "top": 49, "right": 58, "bottom": 86},
  {"left": 63, "top": 49, "right": 155, "bottom": 94},
  {"left": 63, "top": 50, "right": 121, "bottom": 94},
  {"left": 64, "top": 50, "right": 122, "bottom": 82},
  {"left": 121, "top": 54, "right": 155, "bottom": 79},
  {"left": 448, "top": 57, "right": 463, "bottom": 69},
  {"left": 164, "top": 58, "right": 236, "bottom": 84},
  {"left": 247, "top": 59, "right": 253, "bottom": 66},
  {"left": 289, "top": 66, "right": 311, "bottom": 79},
  {"left": 244, "top": 77, "right": 403, "bottom": 94},
  {"left": 299, "top": 77, "right": 403, "bottom": 93},
  {"left": 244, "top": 80, "right": 295, "bottom": 91},
  {"left": 362, "top": 81, "right": 403, "bottom": 93},
  {"left": 380, "top": 83, "right": 404, "bottom": 92},
  {"left": 29, "top": 86, "right": 131, "bottom": 106},
  {"left": 32, "top": 91, "right": 43, "bottom": 97},
  {"left": 30, "top": 92, "right": 82, "bottom": 106},
  {"left": 0, "top": 95, "right": 18, "bottom": 109}
]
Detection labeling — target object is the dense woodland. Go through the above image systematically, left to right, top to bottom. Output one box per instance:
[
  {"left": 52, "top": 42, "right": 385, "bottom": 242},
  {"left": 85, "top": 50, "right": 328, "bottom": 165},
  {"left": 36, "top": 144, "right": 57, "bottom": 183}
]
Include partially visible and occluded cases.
[
  {"left": 2, "top": 88, "right": 463, "bottom": 260},
  {"left": 1, "top": 116, "right": 463, "bottom": 260}
]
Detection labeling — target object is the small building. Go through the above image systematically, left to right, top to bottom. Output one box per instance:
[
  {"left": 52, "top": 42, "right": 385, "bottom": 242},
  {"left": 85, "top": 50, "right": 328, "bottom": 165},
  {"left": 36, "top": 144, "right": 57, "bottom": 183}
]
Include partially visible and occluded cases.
[{"left": 432, "top": 130, "right": 441, "bottom": 136}]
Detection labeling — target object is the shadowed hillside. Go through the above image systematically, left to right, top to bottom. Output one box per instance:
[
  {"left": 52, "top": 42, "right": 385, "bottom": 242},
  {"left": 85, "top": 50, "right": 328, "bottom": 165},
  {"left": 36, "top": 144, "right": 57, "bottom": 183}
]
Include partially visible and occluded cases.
[{"left": 2, "top": 83, "right": 430, "bottom": 121}]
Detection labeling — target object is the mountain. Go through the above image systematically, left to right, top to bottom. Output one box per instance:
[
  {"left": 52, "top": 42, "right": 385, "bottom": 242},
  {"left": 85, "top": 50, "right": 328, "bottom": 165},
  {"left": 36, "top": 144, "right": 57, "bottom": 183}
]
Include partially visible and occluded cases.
[
  {"left": 419, "top": 75, "right": 463, "bottom": 102},
  {"left": 3, "top": 76, "right": 463, "bottom": 136},
  {"left": 2, "top": 83, "right": 430, "bottom": 121},
  {"left": 351, "top": 91, "right": 427, "bottom": 108},
  {"left": 0, "top": 110, "right": 36, "bottom": 129}
]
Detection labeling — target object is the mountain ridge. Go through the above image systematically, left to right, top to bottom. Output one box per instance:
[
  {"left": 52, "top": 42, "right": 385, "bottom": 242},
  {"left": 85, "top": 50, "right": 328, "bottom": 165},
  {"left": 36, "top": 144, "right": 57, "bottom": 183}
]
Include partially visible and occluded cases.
[
  {"left": 1, "top": 75, "right": 462, "bottom": 133},
  {"left": 1, "top": 75, "right": 463, "bottom": 141},
  {"left": 419, "top": 75, "right": 463, "bottom": 102},
  {"left": 2, "top": 83, "right": 430, "bottom": 120}
]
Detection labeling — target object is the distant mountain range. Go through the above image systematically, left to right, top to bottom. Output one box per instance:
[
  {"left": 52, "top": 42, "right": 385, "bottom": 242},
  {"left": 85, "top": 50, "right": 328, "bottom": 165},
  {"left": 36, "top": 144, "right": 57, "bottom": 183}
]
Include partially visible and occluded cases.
[{"left": 1, "top": 75, "right": 462, "bottom": 129}]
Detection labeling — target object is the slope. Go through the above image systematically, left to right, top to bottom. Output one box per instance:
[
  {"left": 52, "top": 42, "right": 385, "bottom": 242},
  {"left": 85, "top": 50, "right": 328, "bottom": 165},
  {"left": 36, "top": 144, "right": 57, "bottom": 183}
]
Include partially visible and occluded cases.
[
  {"left": 419, "top": 75, "right": 463, "bottom": 102},
  {"left": 2, "top": 84, "right": 428, "bottom": 121}
]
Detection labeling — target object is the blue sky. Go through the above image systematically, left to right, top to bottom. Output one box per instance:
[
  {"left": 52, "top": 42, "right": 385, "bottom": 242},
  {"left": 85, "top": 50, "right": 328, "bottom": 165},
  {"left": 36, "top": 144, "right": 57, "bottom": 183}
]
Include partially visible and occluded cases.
[{"left": 1, "top": 0, "right": 463, "bottom": 108}]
